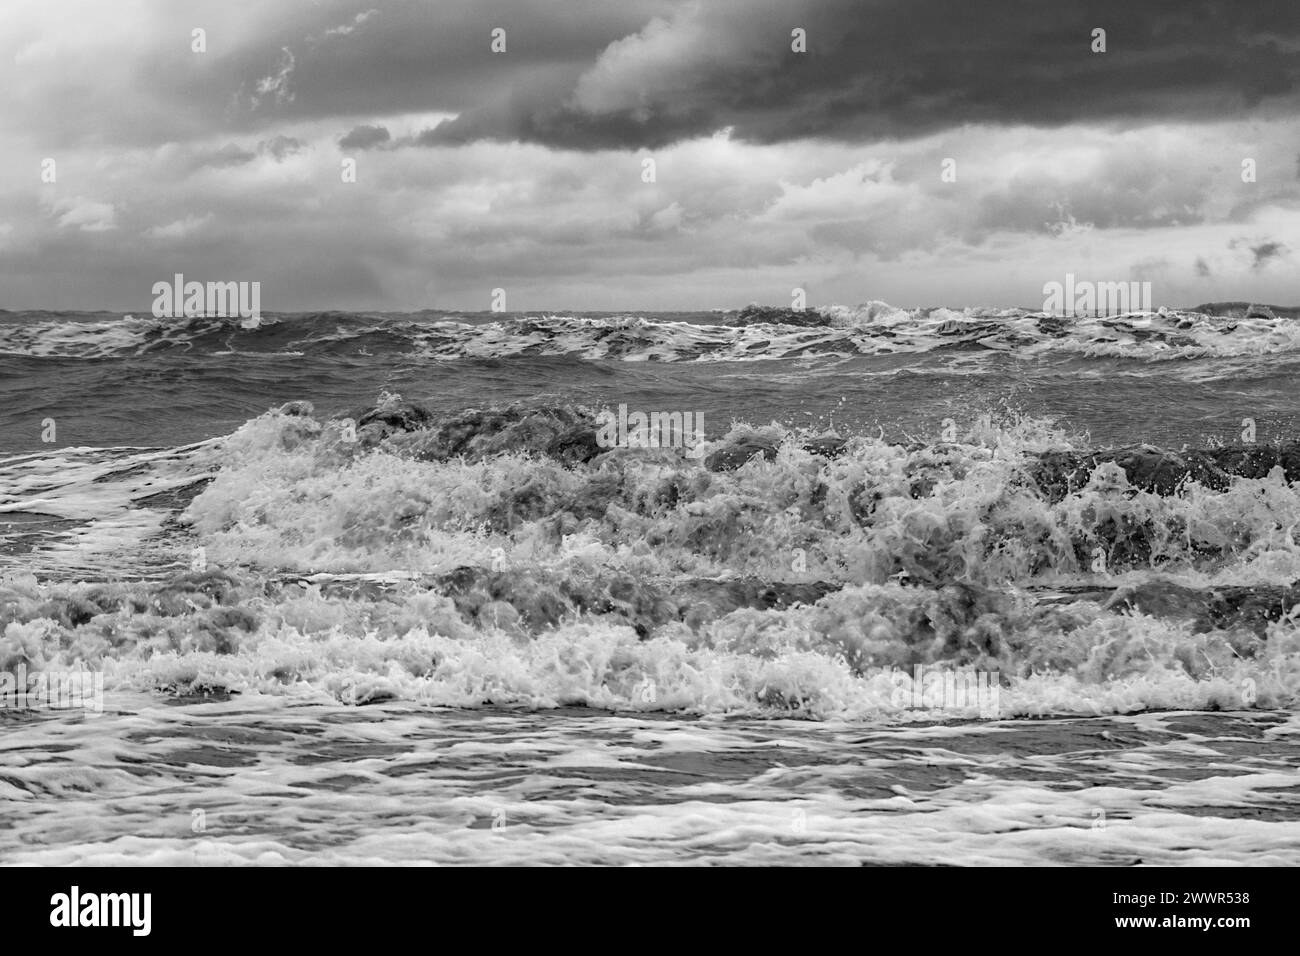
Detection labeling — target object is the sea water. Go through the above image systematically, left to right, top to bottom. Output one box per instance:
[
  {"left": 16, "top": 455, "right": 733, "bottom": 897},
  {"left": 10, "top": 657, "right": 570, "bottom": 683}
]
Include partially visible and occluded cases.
[{"left": 2, "top": 304, "right": 1298, "bottom": 864}]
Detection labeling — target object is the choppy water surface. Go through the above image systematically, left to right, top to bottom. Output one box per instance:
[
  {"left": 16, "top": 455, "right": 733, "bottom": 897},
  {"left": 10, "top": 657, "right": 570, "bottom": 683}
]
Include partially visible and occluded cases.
[
  {"left": 2, "top": 303, "right": 1299, "bottom": 864},
  {"left": 5, "top": 701, "right": 1298, "bottom": 865}
]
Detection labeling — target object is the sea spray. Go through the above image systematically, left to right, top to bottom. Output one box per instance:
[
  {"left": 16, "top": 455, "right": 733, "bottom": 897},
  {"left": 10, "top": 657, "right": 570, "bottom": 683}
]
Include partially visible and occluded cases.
[{"left": 3, "top": 399, "right": 1299, "bottom": 718}]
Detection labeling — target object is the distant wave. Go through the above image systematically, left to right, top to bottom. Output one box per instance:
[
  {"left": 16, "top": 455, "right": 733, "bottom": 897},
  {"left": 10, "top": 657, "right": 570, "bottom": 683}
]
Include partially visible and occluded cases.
[{"left": 3, "top": 302, "right": 1299, "bottom": 362}]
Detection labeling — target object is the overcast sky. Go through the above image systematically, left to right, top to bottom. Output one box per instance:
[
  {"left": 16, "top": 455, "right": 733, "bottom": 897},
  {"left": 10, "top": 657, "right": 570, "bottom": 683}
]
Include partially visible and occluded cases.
[{"left": 2, "top": 0, "right": 1298, "bottom": 311}]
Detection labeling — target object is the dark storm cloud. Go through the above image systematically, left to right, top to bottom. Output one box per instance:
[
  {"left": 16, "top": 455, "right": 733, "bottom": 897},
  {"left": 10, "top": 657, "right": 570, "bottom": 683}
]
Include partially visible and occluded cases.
[
  {"left": 1, "top": 0, "right": 678, "bottom": 148},
  {"left": 18, "top": 0, "right": 1296, "bottom": 152},
  {"left": 207, "top": 0, "right": 680, "bottom": 136},
  {"left": 407, "top": 0, "right": 1300, "bottom": 150},
  {"left": 339, "top": 125, "right": 391, "bottom": 150},
  {"left": 260, "top": 135, "right": 304, "bottom": 161},
  {"left": 200, "top": 144, "right": 258, "bottom": 169},
  {"left": 1250, "top": 241, "right": 1287, "bottom": 268},
  {"left": 1195, "top": 257, "right": 1212, "bottom": 277}
]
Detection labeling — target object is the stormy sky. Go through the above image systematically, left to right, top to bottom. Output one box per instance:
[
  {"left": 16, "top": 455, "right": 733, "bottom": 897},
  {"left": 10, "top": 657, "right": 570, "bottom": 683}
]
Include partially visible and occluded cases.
[{"left": 2, "top": 0, "right": 1298, "bottom": 311}]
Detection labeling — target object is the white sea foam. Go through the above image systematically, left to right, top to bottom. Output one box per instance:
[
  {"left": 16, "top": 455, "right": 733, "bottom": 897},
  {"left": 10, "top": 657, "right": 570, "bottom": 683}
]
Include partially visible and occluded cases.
[
  {"left": 3, "top": 304, "right": 1296, "bottom": 362},
  {"left": 3, "top": 406, "right": 1299, "bottom": 721},
  {"left": 1, "top": 702, "right": 1295, "bottom": 865}
]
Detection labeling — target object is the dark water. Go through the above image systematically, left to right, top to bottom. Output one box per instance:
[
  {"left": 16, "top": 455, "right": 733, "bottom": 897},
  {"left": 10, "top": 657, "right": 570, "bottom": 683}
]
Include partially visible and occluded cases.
[{"left": 3, "top": 307, "right": 1299, "bottom": 451}]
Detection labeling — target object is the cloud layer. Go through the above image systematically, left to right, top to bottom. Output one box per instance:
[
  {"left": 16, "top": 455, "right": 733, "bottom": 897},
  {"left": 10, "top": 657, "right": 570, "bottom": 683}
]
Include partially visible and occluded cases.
[{"left": 1, "top": 0, "right": 1297, "bottom": 310}]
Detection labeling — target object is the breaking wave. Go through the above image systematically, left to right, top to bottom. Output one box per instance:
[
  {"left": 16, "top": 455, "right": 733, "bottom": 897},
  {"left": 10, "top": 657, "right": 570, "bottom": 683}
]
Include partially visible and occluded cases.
[
  {"left": 3, "top": 302, "right": 1299, "bottom": 363},
  {"left": 3, "top": 394, "right": 1299, "bottom": 719}
]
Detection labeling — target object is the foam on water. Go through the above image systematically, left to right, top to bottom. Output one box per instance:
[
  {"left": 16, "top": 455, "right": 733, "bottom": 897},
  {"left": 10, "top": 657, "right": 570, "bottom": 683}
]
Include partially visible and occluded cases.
[
  {"left": 4, "top": 304, "right": 1298, "bottom": 363},
  {"left": 3, "top": 323, "right": 1300, "bottom": 866},
  {"left": 4, "top": 402, "right": 1299, "bottom": 721},
  {"left": 0, "top": 441, "right": 215, "bottom": 577},
  {"left": 2, "top": 702, "right": 1296, "bottom": 865}
]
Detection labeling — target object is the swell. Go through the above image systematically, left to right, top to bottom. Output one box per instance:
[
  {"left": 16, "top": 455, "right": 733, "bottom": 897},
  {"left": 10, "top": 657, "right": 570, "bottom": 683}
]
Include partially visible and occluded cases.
[{"left": 4, "top": 303, "right": 1299, "bottom": 362}]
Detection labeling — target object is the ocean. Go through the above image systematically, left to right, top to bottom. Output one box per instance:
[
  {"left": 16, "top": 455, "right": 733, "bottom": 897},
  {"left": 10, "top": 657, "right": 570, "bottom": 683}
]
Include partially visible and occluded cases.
[{"left": 2, "top": 303, "right": 1299, "bottom": 865}]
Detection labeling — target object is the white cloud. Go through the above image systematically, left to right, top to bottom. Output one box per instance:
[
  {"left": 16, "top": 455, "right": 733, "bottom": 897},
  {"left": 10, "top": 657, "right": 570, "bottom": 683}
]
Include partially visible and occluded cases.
[
  {"left": 315, "top": 9, "right": 379, "bottom": 42},
  {"left": 251, "top": 47, "right": 296, "bottom": 109},
  {"left": 6, "top": 98, "right": 1300, "bottom": 310},
  {"left": 49, "top": 196, "right": 118, "bottom": 232},
  {"left": 647, "top": 201, "right": 686, "bottom": 232},
  {"left": 144, "top": 213, "right": 213, "bottom": 239}
]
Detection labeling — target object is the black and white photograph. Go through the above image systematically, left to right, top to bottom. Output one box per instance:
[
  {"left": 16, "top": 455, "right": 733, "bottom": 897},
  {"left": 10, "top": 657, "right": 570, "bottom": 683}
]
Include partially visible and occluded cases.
[{"left": 0, "top": 0, "right": 1296, "bottom": 903}]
